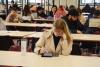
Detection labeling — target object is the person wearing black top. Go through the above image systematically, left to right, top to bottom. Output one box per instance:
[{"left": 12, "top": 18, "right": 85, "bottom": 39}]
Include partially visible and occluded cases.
[
  {"left": 82, "top": 4, "right": 91, "bottom": 13},
  {"left": 48, "top": 5, "right": 57, "bottom": 17},
  {"left": 37, "top": 7, "right": 47, "bottom": 19},
  {"left": 62, "top": 9, "right": 85, "bottom": 33},
  {"left": 34, "top": 19, "right": 73, "bottom": 56},
  {"left": 53, "top": 33, "right": 61, "bottom": 50}
]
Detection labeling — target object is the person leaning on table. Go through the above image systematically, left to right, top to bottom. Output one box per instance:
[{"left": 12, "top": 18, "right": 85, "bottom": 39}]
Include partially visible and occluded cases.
[
  {"left": 6, "top": 8, "right": 22, "bottom": 23},
  {"left": 34, "top": 19, "right": 73, "bottom": 56}
]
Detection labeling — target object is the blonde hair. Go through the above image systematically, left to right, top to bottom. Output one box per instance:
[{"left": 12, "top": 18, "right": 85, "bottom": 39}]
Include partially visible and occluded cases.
[{"left": 53, "top": 19, "right": 73, "bottom": 45}]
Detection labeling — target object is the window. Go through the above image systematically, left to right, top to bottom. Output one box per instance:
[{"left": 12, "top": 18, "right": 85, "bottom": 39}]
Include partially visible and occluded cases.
[
  {"left": 29, "top": 0, "right": 44, "bottom": 3},
  {"left": 80, "top": 0, "right": 100, "bottom": 5},
  {"left": 95, "top": 0, "right": 100, "bottom": 4}
]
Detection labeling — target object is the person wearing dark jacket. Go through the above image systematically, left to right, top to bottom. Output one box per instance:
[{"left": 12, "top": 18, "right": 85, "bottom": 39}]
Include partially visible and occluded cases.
[
  {"left": 48, "top": 5, "right": 57, "bottom": 17},
  {"left": 37, "top": 7, "right": 47, "bottom": 19},
  {"left": 62, "top": 9, "right": 85, "bottom": 33}
]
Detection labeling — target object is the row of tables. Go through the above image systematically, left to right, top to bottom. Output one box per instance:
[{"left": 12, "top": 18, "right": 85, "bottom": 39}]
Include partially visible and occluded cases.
[{"left": 0, "top": 31, "right": 100, "bottom": 42}]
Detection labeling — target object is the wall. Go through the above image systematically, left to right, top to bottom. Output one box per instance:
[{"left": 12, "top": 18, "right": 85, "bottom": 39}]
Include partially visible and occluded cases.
[{"left": 55, "top": 0, "right": 78, "bottom": 8}]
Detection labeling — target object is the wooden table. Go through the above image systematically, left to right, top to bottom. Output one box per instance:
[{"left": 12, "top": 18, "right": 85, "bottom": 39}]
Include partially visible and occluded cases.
[
  {"left": 33, "top": 18, "right": 54, "bottom": 22},
  {"left": 89, "top": 18, "right": 100, "bottom": 28},
  {"left": 4, "top": 22, "right": 53, "bottom": 28},
  {"left": 4, "top": 22, "right": 53, "bottom": 31},
  {"left": 0, "top": 31, "right": 34, "bottom": 38},
  {"left": 25, "top": 32, "right": 100, "bottom": 42},
  {"left": 72, "top": 34, "right": 100, "bottom": 42},
  {"left": 0, "top": 51, "right": 100, "bottom": 67}
]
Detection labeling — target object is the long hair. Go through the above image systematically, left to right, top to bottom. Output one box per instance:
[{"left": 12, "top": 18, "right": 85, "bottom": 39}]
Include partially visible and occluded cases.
[{"left": 53, "top": 19, "right": 73, "bottom": 45}]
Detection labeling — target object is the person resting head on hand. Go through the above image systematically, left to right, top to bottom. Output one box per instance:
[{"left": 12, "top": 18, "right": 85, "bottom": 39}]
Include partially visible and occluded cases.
[
  {"left": 6, "top": 9, "right": 22, "bottom": 23},
  {"left": 34, "top": 19, "right": 73, "bottom": 57}
]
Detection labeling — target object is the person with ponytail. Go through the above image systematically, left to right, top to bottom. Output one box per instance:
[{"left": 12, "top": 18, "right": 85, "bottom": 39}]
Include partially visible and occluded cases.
[{"left": 34, "top": 19, "right": 73, "bottom": 56}]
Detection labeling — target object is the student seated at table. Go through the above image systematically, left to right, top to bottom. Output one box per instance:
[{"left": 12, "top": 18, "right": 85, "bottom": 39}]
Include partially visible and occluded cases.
[
  {"left": 8, "top": 0, "right": 15, "bottom": 13},
  {"left": 8, "top": 1, "right": 20, "bottom": 13},
  {"left": 82, "top": 4, "right": 91, "bottom": 13},
  {"left": 22, "top": 5, "right": 32, "bottom": 22},
  {"left": 30, "top": 5, "right": 37, "bottom": 19},
  {"left": 48, "top": 5, "right": 57, "bottom": 17},
  {"left": 54, "top": 5, "right": 68, "bottom": 20},
  {"left": 37, "top": 6, "right": 47, "bottom": 19},
  {"left": 6, "top": 9, "right": 22, "bottom": 23},
  {"left": 62, "top": 9, "right": 85, "bottom": 33},
  {"left": 0, "top": 18, "right": 6, "bottom": 30},
  {"left": 34, "top": 19, "right": 73, "bottom": 56}
]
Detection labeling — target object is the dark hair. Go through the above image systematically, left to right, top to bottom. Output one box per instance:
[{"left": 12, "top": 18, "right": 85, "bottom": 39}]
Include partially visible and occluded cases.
[
  {"left": 82, "top": 4, "right": 91, "bottom": 13},
  {"left": 23, "top": 5, "right": 31, "bottom": 16},
  {"left": 69, "top": 5, "right": 76, "bottom": 10},
  {"left": 37, "top": 6, "right": 44, "bottom": 11},
  {"left": 68, "top": 9, "right": 79, "bottom": 16}
]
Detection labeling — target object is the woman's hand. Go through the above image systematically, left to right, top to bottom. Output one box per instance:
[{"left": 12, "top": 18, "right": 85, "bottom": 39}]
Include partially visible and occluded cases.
[{"left": 40, "top": 47, "right": 48, "bottom": 54}]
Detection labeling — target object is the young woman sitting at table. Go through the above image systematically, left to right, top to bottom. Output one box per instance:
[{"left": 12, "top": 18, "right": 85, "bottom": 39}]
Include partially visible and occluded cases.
[
  {"left": 22, "top": 5, "right": 32, "bottom": 22},
  {"left": 30, "top": 5, "right": 37, "bottom": 19},
  {"left": 37, "top": 6, "right": 47, "bottom": 19},
  {"left": 6, "top": 9, "right": 22, "bottom": 23},
  {"left": 34, "top": 19, "right": 73, "bottom": 56}
]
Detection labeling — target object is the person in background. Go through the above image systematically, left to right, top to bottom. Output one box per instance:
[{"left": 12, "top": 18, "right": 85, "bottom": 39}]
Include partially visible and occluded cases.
[
  {"left": 8, "top": 0, "right": 15, "bottom": 12},
  {"left": 9, "top": 1, "right": 21, "bottom": 13},
  {"left": 14, "top": 2, "right": 21, "bottom": 11},
  {"left": 82, "top": 4, "right": 91, "bottom": 13},
  {"left": 22, "top": 5, "right": 32, "bottom": 22},
  {"left": 23, "top": 5, "right": 31, "bottom": 16},
  {"left": 30, "top": 5, "right": 37, "bottom": 19},
  {"left": 30, "top": 5, "right": 37, "bottom": 13},
  {"left": 48, "top": 5, "right": 57, "bottom": 17},
  {"left": 54, "top": 5, "right": 68, "bottom": 20},
  {"left": 69, "top": 5, "right": 76, "bottom": 10},
  {"left": 37, "top": 6, "right": 47, "bottom": 19},
  {"left": 89, "top": 7, "right": 95, "bottom": 18},
  {"left": 6, "top": 9, "right": 22, "bottom": 23},
  {"left": 62, "top": 9, "right": 85, "bottom": 33},
  {"left": 84, "top": 10, "right": 100, "bottom": 31},
  {"left": 93, "top": 10, "right": 100, "bottom": 18},
  {"left": 0, "top": 18, "right": 6, "bottom": 30},
  {"left": 34, "top": 19, "right": 73, "bottom": 56}
]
